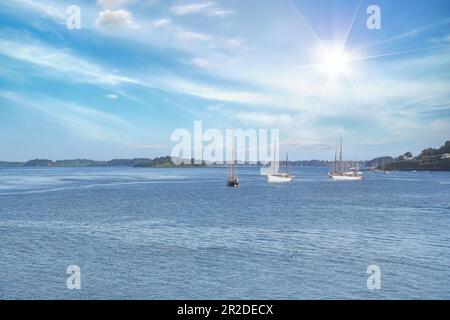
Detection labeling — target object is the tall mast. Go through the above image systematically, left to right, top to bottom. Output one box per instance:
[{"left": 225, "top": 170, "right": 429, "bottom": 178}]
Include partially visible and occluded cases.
[
  {"left": 339, "top": 137, "right": 343, "bottom": 173},
  {"left": 273, "top": 138, "right": 278, "bottom": 173},
  {"left": 229, "top": 139, "right": 236, "bottom": 178},
  {"left": 232, "top": 143, "right": 236, "bottom": 177},
  {"left": 334, "top": 147, "right": 337, "bottom": 173},
  {"left": 228, "top": 149, "right": 233, "bottom": 178},
  {"left": 285, "top": 152, "right": 288, "bottom": 174}
]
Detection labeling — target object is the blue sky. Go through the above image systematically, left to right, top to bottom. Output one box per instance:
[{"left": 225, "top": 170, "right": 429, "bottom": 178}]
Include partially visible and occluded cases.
[{"left": 0, "top": 0, "right": 449, "bottom": 161}]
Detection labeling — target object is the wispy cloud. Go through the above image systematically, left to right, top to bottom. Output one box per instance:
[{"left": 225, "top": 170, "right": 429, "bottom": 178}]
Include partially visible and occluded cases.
[
  {"left": 12, "top": 0, "right": 65, "bottom": 21},
  {"left": 169, "top": 1, "right": 234, "bottom": 17},
  {"left": 170, "top": 1, "right": 213, "bottom": 15},
  {"left": 377, "top": 17, "right": 450, "bottom": 44},
  {"left": 152, "top": 18, "right": 171, "bottom": 28},
  {"left": 175, "top": 29, "right": 211, "bottom": 41},
  {"left": 427, "top": 33, "right": 450, "bottom": 45},
  {"left": 0, "top": 34, "right": 264, "bottom": 106},
  {"left": 0, "top": 37, "right": 142, "bottom": 86},
  {"left": 223, "top": 38, "right": 247, "bottom": 53},
  {"left": 189, "top": 57, "right": 216, "bottom": 69},
  {"left": 153, "top": 76, "right": 266, "bottom": 104},
  {"left": 1, "top": 91, "right": 132, "bottom": 144},
  {"left": 234, "top": 112, "right": 294, "bottom": 126},
  {"left": 126, "top": 143, "right": 165, "bottom": 149}
]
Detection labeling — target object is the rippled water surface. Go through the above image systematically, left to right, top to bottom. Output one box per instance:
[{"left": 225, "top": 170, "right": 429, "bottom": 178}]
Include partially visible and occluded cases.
[{"left": 0, "top": 167, "right": 449, "bottom": 299}]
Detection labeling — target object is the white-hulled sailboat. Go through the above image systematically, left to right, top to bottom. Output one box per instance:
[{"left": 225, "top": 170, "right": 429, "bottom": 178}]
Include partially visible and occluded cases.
[
  {"left": 329, "top": 139, "right": 364, "bottom": 181},
  {"left": 267, "top": 151, "right": 294, "bottom": 183}
]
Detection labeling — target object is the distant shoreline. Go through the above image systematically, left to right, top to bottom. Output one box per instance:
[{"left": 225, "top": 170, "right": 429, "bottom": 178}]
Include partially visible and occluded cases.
[
  {"left": 1, "top": 140, "right": 449, "bottom": 171},
  {"left": 0, "top": 157, "right": 334, "bottom": 168},
  {"left": 1, "top": 158, "right": 449, "bottom": 171}
]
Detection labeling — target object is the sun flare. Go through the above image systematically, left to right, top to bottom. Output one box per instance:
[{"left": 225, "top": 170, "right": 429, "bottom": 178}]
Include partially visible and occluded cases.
[{"left": 317, "top": 46, "right": 351, "bottom": 77}]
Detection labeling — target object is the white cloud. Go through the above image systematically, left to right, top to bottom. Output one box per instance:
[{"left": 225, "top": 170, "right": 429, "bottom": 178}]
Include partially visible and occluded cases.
[
  {"left": 13, "top": 0, "right": 65, "bottom": 21},
  {"left": 97, "top": 0, "right": 131, "bottom": 9},
  {"left": 170, "top": 1, "right": 234, "bottom": 17},
  {"left": 170, "top": 2, "right": 214, "bottom": 15},
  {"left": 96, "top": 9, "right": 134, "bottom": 28},
  {"left": 208, "top": 9, "right": 234, "bottom": 17},
  {"left": 378, "top": 17, "right": 450, "bottom": 44},
  {"left": 152, "top": 18, "right": 171, "bottom": 28},
  {"left": 176, "top": 30, "right": 211, "bottom": 41},
  {"left": 0, "top": 35, "right": 266, "bottom": 107},
  {"left": 0, "top": 37, "right": 141, "bottom": 86},
  {"left": 224, "top": 38, "right": 247, "bottom": 53},
  {"left": 190, "top": 57, "right": 215, "bottom": 69},
  {"left": 155, "top": 77, "right": 266, "bottom": 104},
  {"left": 117, "top": 90, "right": 146, "bottom": 104},
  {"left": 1, "top": 91, "right": 132, "bottom": 143},
  {"left": 106, "top": 94, "right": 119, "bottom": 99},
  {"left": 207, "top": 104, "right": 223, "bottom": 111},
  {"left": 234, "top": 112, "right": 293, "bottom": 126},
  {"left": 126, "top": 143, "right": 165, "bottom": 149}
]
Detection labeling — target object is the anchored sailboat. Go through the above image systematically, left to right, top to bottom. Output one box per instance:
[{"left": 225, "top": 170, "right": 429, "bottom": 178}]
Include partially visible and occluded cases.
[
  {"left": 329, "top": 138, "right": 364, "bottom": 181},
  {"left": 267, "top": 143, "right": 294, "bottom": 183},
  {"left": 227, "top": 147, "right": 239, "bottom": 187}
]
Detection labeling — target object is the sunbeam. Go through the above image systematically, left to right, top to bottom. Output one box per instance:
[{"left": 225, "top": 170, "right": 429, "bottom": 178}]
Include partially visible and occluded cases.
[
  {"left": 286, "top": 0, "right": 323, "bottom": 45},
  {"left": 340, "top": 0, "right": 363, "bottom": 50},
  {"left": 349, "top": 45, "right": 450, "bottom": 63},
  {"left": 316, "top": 75, "right": 332, "bottom": 111}
]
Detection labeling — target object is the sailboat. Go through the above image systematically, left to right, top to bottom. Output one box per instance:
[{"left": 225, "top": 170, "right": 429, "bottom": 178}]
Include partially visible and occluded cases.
[
  {"left": 329, "top": 138, "right": 364, "bottom": 181},
  {"left": 227, "top": 148, "right": 239, "bottom": 187},
  {"left": 267, "top": 152, "right": 294, "bottom": 183},
  {"left": 346, "top": 159, "right": 362, "bottom": 176}
]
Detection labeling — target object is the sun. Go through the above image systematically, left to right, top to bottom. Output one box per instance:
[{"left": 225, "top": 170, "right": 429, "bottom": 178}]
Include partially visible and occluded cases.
[{"left": 317, "top": 46, "right": 351, "bottom": 77}]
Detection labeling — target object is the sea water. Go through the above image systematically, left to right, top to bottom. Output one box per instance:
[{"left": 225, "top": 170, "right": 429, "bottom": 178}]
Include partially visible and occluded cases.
[{"left": 0, "top": 167, "right": 449, "bottom": 299}]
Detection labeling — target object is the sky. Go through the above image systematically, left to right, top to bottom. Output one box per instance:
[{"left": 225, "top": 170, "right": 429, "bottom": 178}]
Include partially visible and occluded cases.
[{"left": 0, "top": 0, "right": 449, "bottom": 161}]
